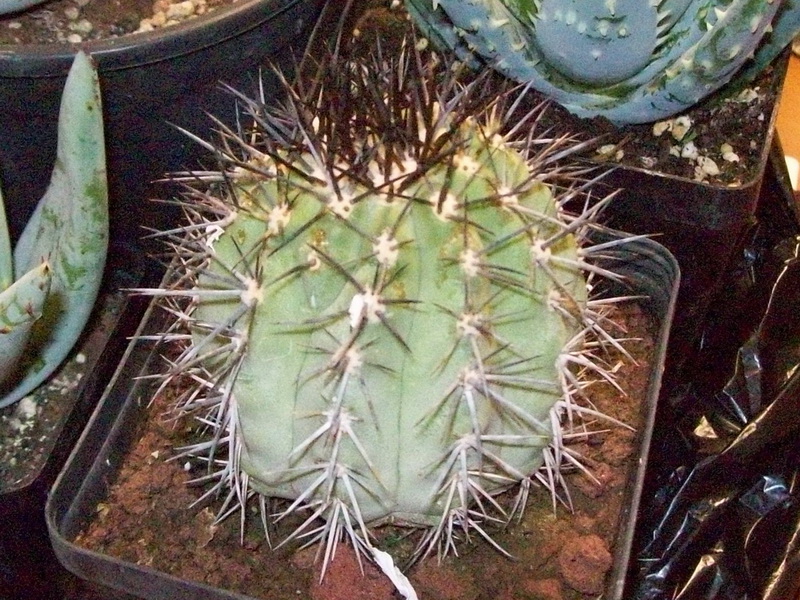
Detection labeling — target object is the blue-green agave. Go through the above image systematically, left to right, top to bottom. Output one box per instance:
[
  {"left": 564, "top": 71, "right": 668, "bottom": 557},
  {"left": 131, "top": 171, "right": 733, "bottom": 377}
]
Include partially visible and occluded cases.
[
  {"left": 405, "top": 0, "right": 800, "bottom": 124},
  {"left": 141, "top": 43, "right": 636, "bottom": 587},
  {"left": 0, "top": 51, "right": 108, "bottom": 409}
]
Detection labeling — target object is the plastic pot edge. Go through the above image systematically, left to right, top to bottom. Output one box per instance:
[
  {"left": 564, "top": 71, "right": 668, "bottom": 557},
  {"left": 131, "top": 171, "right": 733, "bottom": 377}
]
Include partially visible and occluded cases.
[{"left": 0, "top": 0, "right": 326, "bottom": 75}]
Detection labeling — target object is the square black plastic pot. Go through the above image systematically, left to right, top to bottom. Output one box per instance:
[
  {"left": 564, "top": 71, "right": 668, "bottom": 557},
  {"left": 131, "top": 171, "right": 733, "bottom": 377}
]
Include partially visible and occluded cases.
[
  {"left": 0, "top": 0, "right": 326, "bottom": 248},
  {"left": 596, "top": 54, "right": 789, "bottom": 383},
  {"left": 44, "top": 233, "right": 679, "bottom": 600},
  {"left": 0, "top": 244, "right": 150, "bottom": 600}
]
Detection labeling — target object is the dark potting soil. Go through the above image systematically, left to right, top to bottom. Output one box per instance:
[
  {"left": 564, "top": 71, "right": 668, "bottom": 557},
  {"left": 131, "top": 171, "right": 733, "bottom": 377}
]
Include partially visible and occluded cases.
[
  {"left": 0, "top": 0, "right": 784, "bottom": 188},
  {"left": 72, "top": 302, "right": 657, "bottom": 600}
]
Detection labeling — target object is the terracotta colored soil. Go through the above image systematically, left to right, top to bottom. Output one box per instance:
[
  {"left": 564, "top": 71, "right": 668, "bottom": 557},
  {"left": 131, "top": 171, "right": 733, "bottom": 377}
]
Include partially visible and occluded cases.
[{"left": 74, "top": 302, "right": 657, "bottom": 600}]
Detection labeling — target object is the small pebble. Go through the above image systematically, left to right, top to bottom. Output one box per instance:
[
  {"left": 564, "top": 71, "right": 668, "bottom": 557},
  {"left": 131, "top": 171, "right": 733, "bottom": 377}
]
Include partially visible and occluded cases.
[
  {"left": 166, "top": 0, "right": 195, "bottom": 19},
  {"left": 64, "top": 6, "right": 79, "bottom": 20},
  {"left": 150, "top": 10, "right": 167, "bottom": 27},
  {"left": 69, "top": 18, "right": 93, "bottom": 34},
  {"left": 66, "top": 33, "right": 83, "bottom": 43},
  {"left": 736, "top": 88, "right": 759, "bottom": 103},
  {"left": 670, "top": 115, "right": 692, "bottom": 141},
  {"left": 651, "top": 120, "right": 670, "bottom": 137},
  {"left": 680, "top": 141, "right": 699, "bottom": 160},
  {"left": 721, "top": 143, "right": 740, "bottom": 163},
  {"left": 595, "top": 144, "right": 623, "bottom": 161},
  {"left": 639, "top": 156, "right": 657, "bottom": 169},
  {"left": 697, "top": 156, "right": 720, "bottom": 176},
  {"left": 16, "top": 396, "right": 38, "bottom": 420}
]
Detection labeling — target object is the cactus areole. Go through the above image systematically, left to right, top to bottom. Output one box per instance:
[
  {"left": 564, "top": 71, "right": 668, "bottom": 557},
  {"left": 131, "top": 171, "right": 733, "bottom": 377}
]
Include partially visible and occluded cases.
[
  {"left": 405, "top": 0, "right": 800, "bottom": 124},
  {"left": 147, "top": 43, "right": 633, "bottom": 575}
]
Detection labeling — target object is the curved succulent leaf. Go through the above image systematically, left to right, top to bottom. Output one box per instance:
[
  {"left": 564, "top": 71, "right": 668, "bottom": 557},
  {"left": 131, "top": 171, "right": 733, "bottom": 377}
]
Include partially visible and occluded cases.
[
  {"left": 0, "top": 0, "right": 48, "bottom": 15},
  {"left": 406, "top": 0, "right": 800, "bottom": 124},
  {"left": 738, "top": 0, "right": 800, "bottom": 81},
  {"left": 0, "top": 51, "right": 107, "bottom": 408},
  {"left": 0, "top": 187, "right": 12, "bottom": 292},
  {"left": 0, "top": 263, "right": 52, "bottom": 393}
]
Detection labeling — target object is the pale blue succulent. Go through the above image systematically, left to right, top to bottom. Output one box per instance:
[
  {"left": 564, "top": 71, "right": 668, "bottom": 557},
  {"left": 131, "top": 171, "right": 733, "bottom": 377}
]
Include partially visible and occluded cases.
[
  {"left": 0, "top": 0, "right": 48, "bottom": 15},
  {"left": 405, "top": 0, "right": 800, "bottom": 124},
  {"left": 0, "top": 51, "right": 108, "bottom": 408}
]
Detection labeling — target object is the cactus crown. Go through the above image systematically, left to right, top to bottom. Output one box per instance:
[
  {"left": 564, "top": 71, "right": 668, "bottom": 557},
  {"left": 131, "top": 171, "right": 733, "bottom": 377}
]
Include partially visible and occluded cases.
[{"left": 143, "top": 39, "right": 635, "bottom": 581}]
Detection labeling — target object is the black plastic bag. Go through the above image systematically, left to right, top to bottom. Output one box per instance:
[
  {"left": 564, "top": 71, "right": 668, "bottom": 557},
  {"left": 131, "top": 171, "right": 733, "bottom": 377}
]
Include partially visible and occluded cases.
[{"left": 633, "top": 142, "right": 800, "bottom": 600}]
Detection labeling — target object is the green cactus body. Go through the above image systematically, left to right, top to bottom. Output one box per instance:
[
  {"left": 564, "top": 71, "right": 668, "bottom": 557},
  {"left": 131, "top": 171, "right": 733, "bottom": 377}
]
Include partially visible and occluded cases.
[
  {"left": 405, "top": 0, "right": 800, "bottom": 124},
  {"left": 149, "top": 44, "right": 629, "bottom": 573},
  {"left": 0, "top": 51, "right": 107, "bottom": 408},
  {"left": 195, "top": 129, "right": 584, "bottom": 528}
]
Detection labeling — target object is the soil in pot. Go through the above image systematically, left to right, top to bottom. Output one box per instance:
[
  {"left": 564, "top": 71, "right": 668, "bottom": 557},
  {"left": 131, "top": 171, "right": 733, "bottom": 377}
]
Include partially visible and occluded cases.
[{"left": 72, "top": 302, "right": 657, "bottom": 600}]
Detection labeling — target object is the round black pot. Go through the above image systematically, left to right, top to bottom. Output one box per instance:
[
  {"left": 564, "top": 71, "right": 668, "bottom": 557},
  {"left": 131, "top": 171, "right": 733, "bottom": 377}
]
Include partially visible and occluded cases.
[
  {"left": 0, "top": 0, "right": 325, "bottom": 249},
  {"left": 0, "top": 2, "right": 324, "bottom": 598}
]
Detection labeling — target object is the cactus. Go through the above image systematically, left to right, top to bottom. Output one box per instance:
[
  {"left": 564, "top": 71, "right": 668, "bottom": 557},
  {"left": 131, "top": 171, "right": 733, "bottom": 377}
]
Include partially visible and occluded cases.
[
  {"left": 405, "top": 0, "right": 800, "bottom": 124},
  {"left": 142, "top": 42, "right": 635, "bottom": 584},
  {"left": 0, "top": 51, "right": 108, "bottom": 409}
]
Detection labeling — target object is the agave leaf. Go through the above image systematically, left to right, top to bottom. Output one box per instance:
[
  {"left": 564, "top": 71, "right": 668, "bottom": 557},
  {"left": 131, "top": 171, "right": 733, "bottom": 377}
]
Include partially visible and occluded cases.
[
  {"left": 0, "top": 0, "right": 49, "bottom": 15},
  {"left": 405, "top": 0, "right": 480, "bottom": 67},
  {"left": 407, "top": 0, "right": 800, "bottom": 124},
  {"left": 737, "top": 0, "right": 800, "bottom": 83},
  {"left": 1, "top": 51, "right": 108, "bottom": 407},
  {"left": 0, "top": 186, "right": 11, "bottom": 292},
  {"left": 0, "top": 263, "right": 52, "bottom": 399}
]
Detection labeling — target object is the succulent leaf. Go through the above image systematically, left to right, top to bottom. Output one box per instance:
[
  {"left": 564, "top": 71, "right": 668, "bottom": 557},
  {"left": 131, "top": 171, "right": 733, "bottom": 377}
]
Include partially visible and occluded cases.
[
  {"left": 0, "top": 0, "right": 48, "bottom": 15},
  {"left": 405, "top": 0, "right": 800, "bottom": 124},
  {"left": 0, "top": 51, "right": 107, "bottom": 408},
  {"left": 0, "top": 187, "right": 11, "bottom": 292},
  {"left": 0, "top": 263, "right": 52, "bottom": 389}
]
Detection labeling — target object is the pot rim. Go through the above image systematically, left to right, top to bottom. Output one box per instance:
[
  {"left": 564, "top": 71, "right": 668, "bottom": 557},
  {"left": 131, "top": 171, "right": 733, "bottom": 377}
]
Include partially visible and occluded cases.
[{"left": 0, "top": 0, "right": 312, "bottom": 76}]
